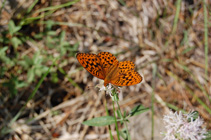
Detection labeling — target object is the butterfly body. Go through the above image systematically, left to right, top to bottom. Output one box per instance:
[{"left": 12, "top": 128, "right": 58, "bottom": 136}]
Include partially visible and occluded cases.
[
  {"left": 76, "top": 52, "right": 142, "bottom": 87},
  {"left": 104, "top": 60, "right": 119, "bottom": 86}
]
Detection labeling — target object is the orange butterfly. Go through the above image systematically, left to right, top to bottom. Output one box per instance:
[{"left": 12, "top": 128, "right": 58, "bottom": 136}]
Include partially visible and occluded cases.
[{"left": 76, "top": 52, "right": 142, "bottom": 87}]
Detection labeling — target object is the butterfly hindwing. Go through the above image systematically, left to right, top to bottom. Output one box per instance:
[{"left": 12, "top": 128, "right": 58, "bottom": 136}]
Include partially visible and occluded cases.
[
  {"left": 76, "top": 53, "right": 105, "bottom": 79},
  {"left": 110, "top": 61, "right": 142, "bottom": 86},
  {"left": 118, "top": 61, "right": 135, "bottom": 73},
  {"left": 111, "top": 69, "right": 142, "bottom": 86}
]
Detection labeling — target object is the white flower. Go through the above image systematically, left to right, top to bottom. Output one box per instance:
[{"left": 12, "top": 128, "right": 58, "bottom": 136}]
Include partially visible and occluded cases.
[
  {"left": 96, "top": 83, "right": 122, "bottom": 98},
  {"left": 96, "top": 83, "right": 114, "bottom": 96},
  {"left": 162, "top": 111, "right": 207, "bottom": 140}
]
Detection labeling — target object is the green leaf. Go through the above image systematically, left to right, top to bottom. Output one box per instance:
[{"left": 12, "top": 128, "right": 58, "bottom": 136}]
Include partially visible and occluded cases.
[
  {"left": 26, "top": 0, "right": 39, "bottom": 13},
  {"left": 118, "top": 0, "right": 126, "bottom": 6},
  {"left": 8, "top": 20, "right": 21, "bottom": 35},
  {"left": 46, "top": 20, "right": 54, "bottom": 30},
  {"left": 59, "top": 30, "right": 66, "bottom": 43},
  {"left": 47, "top": 31, "right": 57, "bottom": 36},
  {"left": 33, "top": 33, "right": 43, "bottom": 39},
  {"left": 46, "top": 36, "right": 55, "bottom": 48},
  {"left": 0, "top": 37, "right": 3, "bottom": 42},
  {"left": 11, "top": 37, "right": 22, "bottom": 49},
  {"left": 68, "top": 42, "right": 79, "bottom": 56},
  {"left": 72, "top": 42, "right": 79, "bottom": 49},
  {"left": 0, "top": 46, "right": 8, "bottom": 53},
  {"left": 182, "top": 46, "right": 196, "bottom": 55},
  {"left": 0, "top": 47, "right": 14, "bottom": 66},
  {"left": 33, "top": 52, "right": 42, "bottom": 64},
  {"left": 23, "top": 55, "right": 32, "bottom": 67},
  {"left": 34, "top": 66, "right": 48, "bottom": 77},
  {"left": 0, "top": 67, "right": 6, "bottom": 78},
  {"left": 58, "top": 67, "right": 65, "bottom": 74},
  {"left": 27, "top": 68, "right": 35, "bottom": 83},
  {"left": 51, "top": 72, "right": 59, "bottom": 83},
  {"left": 2, "top": 75, "right": 27, "bottom": 97},
  {"left": 3, "top": 76, "right": 18, "bottom": 97},
  {"left": 16, "top": 81, "right": 28, "bottom": 88},
  {"left": 129, "top": 105, "right": 149, "bottom": 117},
  {"left": 117, "top": 110, "right": 122, "bottom": 120},
  {"left": 123, "top": 110, "right": 127, "bottom": 118},
  {"left": 188, "top": 111, "right": 199, "bottom": 122},
  {"left": 83, "top": 116, "right": 115, "bottom": 126},
  {"left": 119, "top": 128, "right": 127, "bottom": 139},
  {"left": 204, "top": 131, "right": 211, "bottom": 140}
]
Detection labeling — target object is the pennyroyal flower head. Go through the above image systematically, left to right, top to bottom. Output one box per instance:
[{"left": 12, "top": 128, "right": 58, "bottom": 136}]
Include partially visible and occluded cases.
[{"left": 162, "top": 111, "right": 207, "bottom": 140}]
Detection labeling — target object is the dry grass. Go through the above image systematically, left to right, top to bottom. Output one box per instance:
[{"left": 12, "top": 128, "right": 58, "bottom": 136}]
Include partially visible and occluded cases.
[{"left": 0, "top": 0, "right": 210, "bottom": 140}]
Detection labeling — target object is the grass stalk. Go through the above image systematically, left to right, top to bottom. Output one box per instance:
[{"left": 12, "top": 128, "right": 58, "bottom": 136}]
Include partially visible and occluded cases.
[
  {"left": 0, "top": 0, "right": 6, "bottom": 15},
  {"left": 20, "top": 0, "right": 80, "bottom": 26},
  {"left": 26, "top": 0, "right": 39, "bottom": 14},
  {"left": 34, "top": 0, "right": 80, "bottom": 14},
  {"left": 163, "top": 0, "right": 181, "bottom": 50},
  {"left": 172, "top": 0, "right": 182, "bottom": 34},
  {"left": 203, "top": 0, "right": 209, "bottom": 79},
  {"left": 0, "top": 58, "right": 58, "bottom": 136},
  {"left": 11, "top": 58, "right": 57, "bottom": 123},
  {"left": 175, "top": 62, "right": 211, "bottom": 103},
  {"left": 151, "top": 63, "right": 157, "bottom": 140},
  {"left": 58, "top": 67, "right": 83, "bottom": 93},
  {"left": 167, "top": 70, "right": 211, "bottom": 115}
]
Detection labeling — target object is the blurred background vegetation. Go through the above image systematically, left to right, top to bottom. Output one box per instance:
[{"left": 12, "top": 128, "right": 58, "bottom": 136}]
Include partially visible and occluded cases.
[{"left": 0, "top": 0, "right": 210, "bottom": 139}]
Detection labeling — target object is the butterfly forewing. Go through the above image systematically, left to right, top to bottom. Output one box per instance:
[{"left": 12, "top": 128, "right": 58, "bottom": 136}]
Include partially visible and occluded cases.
[
  {"left": 97, "top": 52, "right": 118, "bottom": 75},
  {"left": 76, "top": 53, "right": 105, "bottom": 79}
]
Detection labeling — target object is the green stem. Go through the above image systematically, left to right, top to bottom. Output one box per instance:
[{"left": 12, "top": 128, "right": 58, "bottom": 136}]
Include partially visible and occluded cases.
[
  {"left": 104, "top": 94, "right": 114, "bottom": 140},
  {"left": 112, "top": 99, "right": 120, "bottom": 140},
  {"left": 116, "top": 100, "right": 130, "bottom": 140}
]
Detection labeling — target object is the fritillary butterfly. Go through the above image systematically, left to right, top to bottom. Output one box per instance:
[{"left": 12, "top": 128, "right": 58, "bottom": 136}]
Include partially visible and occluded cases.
[{"left": 76, "top": 52, "right": 142, "bottom": 86}]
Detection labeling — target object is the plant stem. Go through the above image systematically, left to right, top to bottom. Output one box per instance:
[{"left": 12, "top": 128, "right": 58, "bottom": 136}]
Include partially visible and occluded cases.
[
  {"left": 104, "top": 94, "right": 114, "bottom": 140},
  {"left": 112, "top": 100, "right": 120, "bottom": 140},
  {"left": 116, "top": 100, "right": 131, "bottom": 140}
]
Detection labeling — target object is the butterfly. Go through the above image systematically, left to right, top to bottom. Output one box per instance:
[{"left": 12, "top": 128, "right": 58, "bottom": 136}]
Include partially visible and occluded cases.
[{"left": 76, "top": 52, "right": 142, "bottom": 87}]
